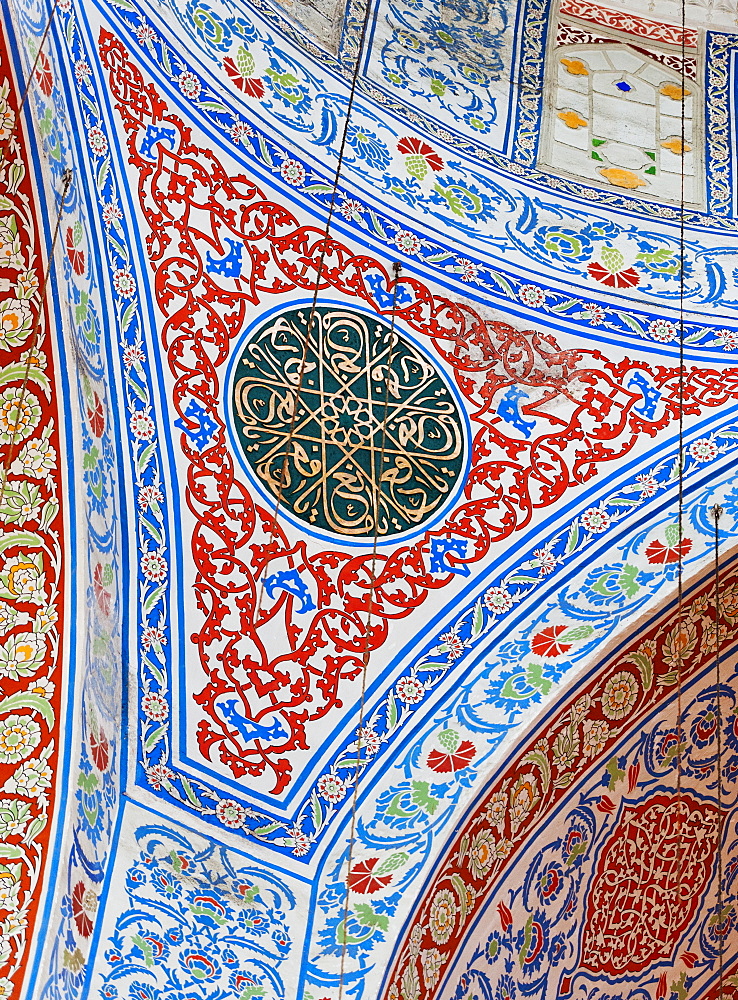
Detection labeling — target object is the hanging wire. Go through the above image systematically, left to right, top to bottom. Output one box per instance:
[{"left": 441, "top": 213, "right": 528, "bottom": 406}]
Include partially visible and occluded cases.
[
  {"left": 1, "top": 0, "right": 61, "bottom": 148},
  {"left": 254, "top": 0, "right": 376, "bottom": 621},
  {"left": 675, "top": 0, "right": 687, "bottom": 973},
  {"left": 0, "top": 168, "right": 72, "bottom": 516},
  {"left": 337, "top": 261, "right": 403, "bottom": 1000},
  {"left": 711, "top": 503, "right": 725, "bottom": 1000}
]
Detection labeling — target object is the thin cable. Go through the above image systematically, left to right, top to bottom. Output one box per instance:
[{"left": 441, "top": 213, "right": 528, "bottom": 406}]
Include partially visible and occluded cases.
[
  {"left": 1, "top": 0, "right": 61, "bottom": 147},
  {"left": 254, "top": 0, "right": 376, "bottom": 625},
  {"left": 675, "top": 0, "right": 687, "bottom": 976},
  {"left": 0, "top": 168, "right": 72, "bottom": 516},
  {"left": 337, "top": 262, "right": 402, "bottom": 1000},
  {"left": 711, "top": 503, "right": 725, "bottom": 1000}
]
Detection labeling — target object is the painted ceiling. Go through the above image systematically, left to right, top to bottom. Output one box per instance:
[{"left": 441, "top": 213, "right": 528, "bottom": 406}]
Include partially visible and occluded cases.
[{"left": 0, "top": 0, "right": 736, "bottom": 997}]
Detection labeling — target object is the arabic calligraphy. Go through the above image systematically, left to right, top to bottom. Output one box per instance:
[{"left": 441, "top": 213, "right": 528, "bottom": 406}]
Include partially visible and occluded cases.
[{"left": 231, "top": 306, "right": 465, "bottom": 538}]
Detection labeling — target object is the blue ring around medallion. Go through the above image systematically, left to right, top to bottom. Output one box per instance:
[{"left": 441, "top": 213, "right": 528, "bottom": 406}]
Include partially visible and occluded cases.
[{"left": 223, "top": 296, "right": 472, "bottom": 547}]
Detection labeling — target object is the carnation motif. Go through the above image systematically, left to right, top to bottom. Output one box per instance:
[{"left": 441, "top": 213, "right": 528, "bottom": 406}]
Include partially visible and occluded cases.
[
  {"left": 135, "top": 23, "right": 157, "bottom": 44},
  {"left": 75, "top": 61, "right": 92, "bottom": 84},
  {"left": 229, "top": 121, "right": 254, "bottom": 144},
  {"left": 339, "top": 198, "right": 363, "bottom": 221},
  {"left": 102, "top": 203, "right": 123, "bottom": 227},
  {"left": 455, "top": 257, "right": 479, "bottom": 282},
  {"left": 585, "top": 303, "right": 605, "bottom": 325},
  {"left": 717, "top": 329, "right": 738, "bottom": 351},
  {"left": 122, "top": 342, "right": 145, "bottom": 369},
  {"left": 636, "top": 473, "right": 659, "bottom": 497},
  {"left": 138, "top": 484, "right": 164, "bottom": 511},
  {"left": 533, "top": 548, "right": 556, "bottom": 575},
  {"left": 440, "top": 630, "right": 464, "bottom": 659},
  {"left": 355, "top": 725, "right": 381, "bottom": 758},
  {"left": 145, "top": 763, "right": 175, "bottom": 789},
  {"left": 290, "top": 827, "right": 311, "bottom": 856}
]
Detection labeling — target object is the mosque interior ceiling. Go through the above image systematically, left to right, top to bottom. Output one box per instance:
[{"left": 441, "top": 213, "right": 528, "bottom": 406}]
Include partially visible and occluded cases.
[{"left": 0, "top": 0, "right": 736, "bottom": 997}]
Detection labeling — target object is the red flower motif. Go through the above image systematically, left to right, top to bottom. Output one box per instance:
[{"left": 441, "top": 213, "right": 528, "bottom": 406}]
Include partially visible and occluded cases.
[
  {"left": 35, "top": 52, "right": 53, "bottom": 97},
  {"left": 223, "top": 57, "right": 265, "bottom": 98},
  {"left": 397, "top": 136, "right": 444, "bottom": 172},
  {"left": 65, "top": 227, "right": 85, "bottom": 276},
  {"left": 587, "top": 261, "right": 640, "bottom": 288},
  {"left": 87, "top": 393, "right": 105, "bottom": 437},
  {"left": 645, "top": 538, "right": 692, "bottom": 564},
  {"left": 93, "top": 563, "right": 112, "bottom": 617},
  {"left": 530, "top": 625, "right": 573, "bottom": 658},
  {"left": 90, "top": 728, "right": 110, "bottom": 771},
  {"left": 427, "top": 739, "right": 476, "bottom": 773},
  {"left": 627, "top": 762, "right": 640, "bottom": 791},
  {"left": 597, "top": 795, "right": 617, "bottom": 814},
  {"left": 348, "top": 857, "right": 394, "bottom": 894},
  {"left": 71, "top": 881, "right": 94, "bottom": 937},
  {"left": 498, "top": 900, "right": 513, "bottom": 930},
  {"left": 681, "top": 952, "right": 699, "bottom": 969}
]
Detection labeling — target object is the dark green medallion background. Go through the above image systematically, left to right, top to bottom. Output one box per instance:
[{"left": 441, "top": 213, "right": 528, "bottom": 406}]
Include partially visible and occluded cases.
[{"left": 230, "top": 305, "right": 466, "bottom": 539}]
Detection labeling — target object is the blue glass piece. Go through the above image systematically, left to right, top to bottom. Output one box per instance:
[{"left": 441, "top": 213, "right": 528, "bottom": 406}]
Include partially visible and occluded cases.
[{"left": 615, "top": 80, "right": 632, "bottom": 92}]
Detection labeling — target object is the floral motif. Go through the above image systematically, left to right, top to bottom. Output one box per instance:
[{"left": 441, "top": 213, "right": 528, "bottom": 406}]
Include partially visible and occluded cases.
[
  {"left": 0, "top": 300, "right": 32, "bottom": 349},
  {"left": 0, "top": 388, "right": 41, "bottom": 444},
  {"left": 580, "top": 508, "right": 610, "bottom": 533},
  {"left": 484, "top": 586, "right": 514, "bottom": 614},
  {"left": 600, "top": 671, "right": 639, "bottom": 720},
  {"left": 0, "top": 716, "right": 41, "bottom": 764},
  {"left": 429, "top": 888, "right": 457, "bottom": 944}
]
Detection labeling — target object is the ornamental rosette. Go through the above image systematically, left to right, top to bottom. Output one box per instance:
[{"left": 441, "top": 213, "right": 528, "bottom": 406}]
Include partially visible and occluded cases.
[
  {"left": 0, "top": 299, "right": 32, "bottom": 350},
  {"left": 429, "top": 887, "right": 457, "bottom": 944}
]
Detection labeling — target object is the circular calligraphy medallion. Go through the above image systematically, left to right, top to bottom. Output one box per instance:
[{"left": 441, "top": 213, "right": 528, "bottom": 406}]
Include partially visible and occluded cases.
[{"left": 230, "top": 305, "right": 466, "bottom": 539}]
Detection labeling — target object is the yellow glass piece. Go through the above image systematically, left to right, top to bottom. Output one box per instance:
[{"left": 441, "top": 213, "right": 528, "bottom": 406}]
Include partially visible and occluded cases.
[
  {"left": 560, "top": 57, "right": 589, "bottom": 76},
  {"left": 659, "top": 82, "right": 691, "bottom": 100},
  {"left": 558, "top": 109, "right": 588, "bottom": 128},
  {"left": 661, "top": 137, "right": 691, "bottom": 154},
  {"left": 599, "top": 167, "right": 647, "bottom": 189}
]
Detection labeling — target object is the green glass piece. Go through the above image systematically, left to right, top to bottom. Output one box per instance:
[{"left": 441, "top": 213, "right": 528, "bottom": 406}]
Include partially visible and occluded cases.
[
  {"left": 592, "top": 138, "right": 607, "bottom": 147},
  {"left": 645, "top": 150, "right": 656, "bottom": 160},
  {"left": 591, "top": 151, "right": 604, "bottom": 160},
  {"left": 645, "top": 165, "right": 656, "bottom": 174},
  {"left": 231, "top": 306, "right": 465, "bottom": 538}
]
